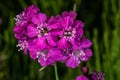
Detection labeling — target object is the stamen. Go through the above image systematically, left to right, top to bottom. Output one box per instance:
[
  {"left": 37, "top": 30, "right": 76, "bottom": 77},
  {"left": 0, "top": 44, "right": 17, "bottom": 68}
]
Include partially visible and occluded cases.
[
  {"left": 14, "top": 12, "right": 25, "bottom": 25},
  {"left": 37, "top": 23, "right": 49, "bottom": 37},
  {"left": 40, "top": 27, "right": 48, "bottom": 36},
  {"left": 64, "top": 29, "right": 76, "bottom": 39},
  {"left": 16, "top": 41, "right": 28, "bottom": 51},
  {"left": 16, "top": 44, "right": 20, "bottom": 47},
  {"left": 36, "top": 49, "right": 48, "bottom": 63},
  {"left": 73, "top": 49, "right": 86, "bottom": 61},
  {"left": 79, "top": 50, "right": 86, "bottom": 61},
  {"left": 80, "top": 50, "right": 85, "bottom": 56},
  {"left": 36, "top": 52, "right": 40, "bottom": 58},
  {"left": 38, "top": 59, "right": 40, "bottom": 63}
]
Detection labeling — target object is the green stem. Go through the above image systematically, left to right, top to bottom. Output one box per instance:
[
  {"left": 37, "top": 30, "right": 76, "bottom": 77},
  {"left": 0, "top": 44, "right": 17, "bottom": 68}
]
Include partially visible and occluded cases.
[
  {"left": 73, "top": 3, "right": 76, "bottom": 12},
  {"left": 54, "top": 63, "right": 59, "bottom": 80},
  {"left": 38, "top": 66, "right": 46, "bottom": 72}
]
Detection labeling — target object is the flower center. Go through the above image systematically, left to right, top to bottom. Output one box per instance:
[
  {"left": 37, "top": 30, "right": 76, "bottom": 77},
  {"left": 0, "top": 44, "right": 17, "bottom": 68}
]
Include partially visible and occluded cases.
[
  {"left": 37, "top": 23, "right": 49, "bottom": 37},
  {"left": 40, "top": 27, "right": 48, "bottom": 36},
  {"left": 63, "top": 29, "right": 76, "bottom": 39},
  {"left": 64, "top": 30, "right": 72, "bottom": 37},
  {"left": 16, "top": 41, "right": 28, "bottom": 51},
  {"left": 63, "top": 48, "right": 72, "bottom": 56},
  {"left": 36, "top": 49, "right": 48, "bottom": 62},
  {"left": 41, "top": 49, "right": 48, "bottom": 55},
  {"left": 73, "top": 49, "right": 86, "bottom": 61},
  {"left": 92, "top": 71, "right": 104, "bottom": 80}
]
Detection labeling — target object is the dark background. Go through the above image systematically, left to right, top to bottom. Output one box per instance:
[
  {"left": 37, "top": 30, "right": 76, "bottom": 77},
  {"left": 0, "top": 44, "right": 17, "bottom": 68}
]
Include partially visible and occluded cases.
[{"left": 0, "top": 0, "right": 120, "bottom": 80}]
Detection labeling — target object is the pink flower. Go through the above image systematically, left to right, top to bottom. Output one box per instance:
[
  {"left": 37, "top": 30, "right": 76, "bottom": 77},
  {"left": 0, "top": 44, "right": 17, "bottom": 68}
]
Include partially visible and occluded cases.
[
  {"left": 14, "top": 5, "right": 40, "bottom": 26},
  {"left": 56, "top": 12, "right": 84, "bottom": 50},
  {"left": 27, "top": 13, "right": 57, "bottom": 52},
  {"left": 16, "top": 40, "right": 28, "bottom": 54},
  {"left": 30, "top": 48, "right": 66, "bottom": 66},
  {"left": 65, "top": 48, "right": 92, "bottom": 68},
  {"left": 76, "top": 75, "right": 89, "bottom": 80}
]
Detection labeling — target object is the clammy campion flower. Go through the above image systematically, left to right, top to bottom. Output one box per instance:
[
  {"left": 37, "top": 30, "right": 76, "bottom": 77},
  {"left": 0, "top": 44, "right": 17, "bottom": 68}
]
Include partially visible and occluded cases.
[
  {"left": 14, "top": 5, "right": 40, "bottom": 54},
  {"left": 14, "top": 5, "right": 40, "bottom": 26},
  {"left": 51, "top": 11, "right": 93, "bottom": 68},
  {"left": 27, "top": 12, "right": 58, "bottom": 51},
  {"left": 57, "top": 12, "right": 85, "bottom": 50},
  {"left": 65, "top": 48, "right": 92, "bottom": 68}
]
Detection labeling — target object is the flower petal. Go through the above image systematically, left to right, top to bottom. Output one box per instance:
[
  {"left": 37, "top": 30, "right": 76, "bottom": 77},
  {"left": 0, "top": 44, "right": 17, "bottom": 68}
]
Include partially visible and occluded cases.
[
  {"left": 25, "top": 4, "right": 40, "bottom": 16},
  {"left": 23, "top": 5, "right": 40, "bottom": 21},
  {"left": 62, "top": 11, "right": 76, "bottom": 19},
  {"left": 62, "top": 11, "right": 68, "bottom": 17},
  {"left": 69, "top": 11, "right": 77, "bottom": 19},
  {"left": 31, "top": 13, "right": 47, "bottom": 25},
  {"left": 48, "top": 16, "right": 61, "bottom": 30},
  {"left": 61, "top": 16, "right": 73, "bottom": 29},
  {"left": 74, "top": 20, "right": 84, "bottom": 37},
  {"left": 75, "top": 20, "right": 84, "bottom": 28},
  {"left": 48, "top": 22, "right": 61, "bottom": 29},
  {"left": 27, "top": 24, "right": 38, "bottom": 37},
  {"left": 14, "top": 25, "right": 22, "bottom": 33},
  {"left": 14, "top": 26, "right": 26, "bottom": 39},
  {"left": 50, "top": 30, "right": 62, "bottom": 36},
  {"left": 47, "top": 35, "right": 56, "bottom": 46},
  {"left": 30, "top": 37, "right": 47, "bottom": 51},
  {"left": 57, "top": 38, "right": 69, "bottom": 49},
  {"left": 79, "top": 38, "right": 92, "bottom": 48},
  {"left": 70, "top": 39, "right": 79, "bottom": 50},
  {"left": 48, "top": 49, "right": 66, "bottom": 61},
  {"left": 85, "top": 49, "right": 92, "bottom": 57},
  {"left": 29, "top": 51, "right": 37, "bottom": 60},
  {"left": 39, "top": 55, "right": 54, "bottom": 66},
  {"left": 66, "top": 56, "right": 80, "bottom": 68},
  {"left": 39, "top": 57, "right": 48, "bottom": 66},
  {"left": 76, "top": 75, "right": 89, "bottom": 80}
]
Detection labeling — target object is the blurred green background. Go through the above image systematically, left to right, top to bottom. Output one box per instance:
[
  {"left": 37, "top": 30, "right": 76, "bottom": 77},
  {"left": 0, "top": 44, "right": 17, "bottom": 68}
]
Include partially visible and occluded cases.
[{"left": 0, "top": 0, "right": 120, "bottom": 80}]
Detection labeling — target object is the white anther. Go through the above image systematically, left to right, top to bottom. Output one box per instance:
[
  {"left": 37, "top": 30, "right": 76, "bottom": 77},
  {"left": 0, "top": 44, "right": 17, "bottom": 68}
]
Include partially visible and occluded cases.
[{"left": 68, "top": 31, "right": 71, "bottom": 35}]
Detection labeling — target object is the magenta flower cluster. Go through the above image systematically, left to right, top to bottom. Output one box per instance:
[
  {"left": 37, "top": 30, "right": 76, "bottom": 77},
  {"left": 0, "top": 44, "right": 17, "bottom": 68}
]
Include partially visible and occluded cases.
[
  {"left": 14, "top": 5, "right": 92, "bottom": 68},
  {"left": 76, "top": 66, "right": 104, "bottom": 80},
  {"left": 76, "top": 71, "right": 104, "bottom": 80}
]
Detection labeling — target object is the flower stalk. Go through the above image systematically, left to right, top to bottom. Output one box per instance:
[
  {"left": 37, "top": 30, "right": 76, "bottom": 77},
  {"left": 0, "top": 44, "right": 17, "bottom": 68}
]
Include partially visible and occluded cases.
[
  {"left": 73, "top": 3, "right": 76, "bottom": 12},
  {"left": 54, "top": 63, "right": 59, "bottom": 80}
]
